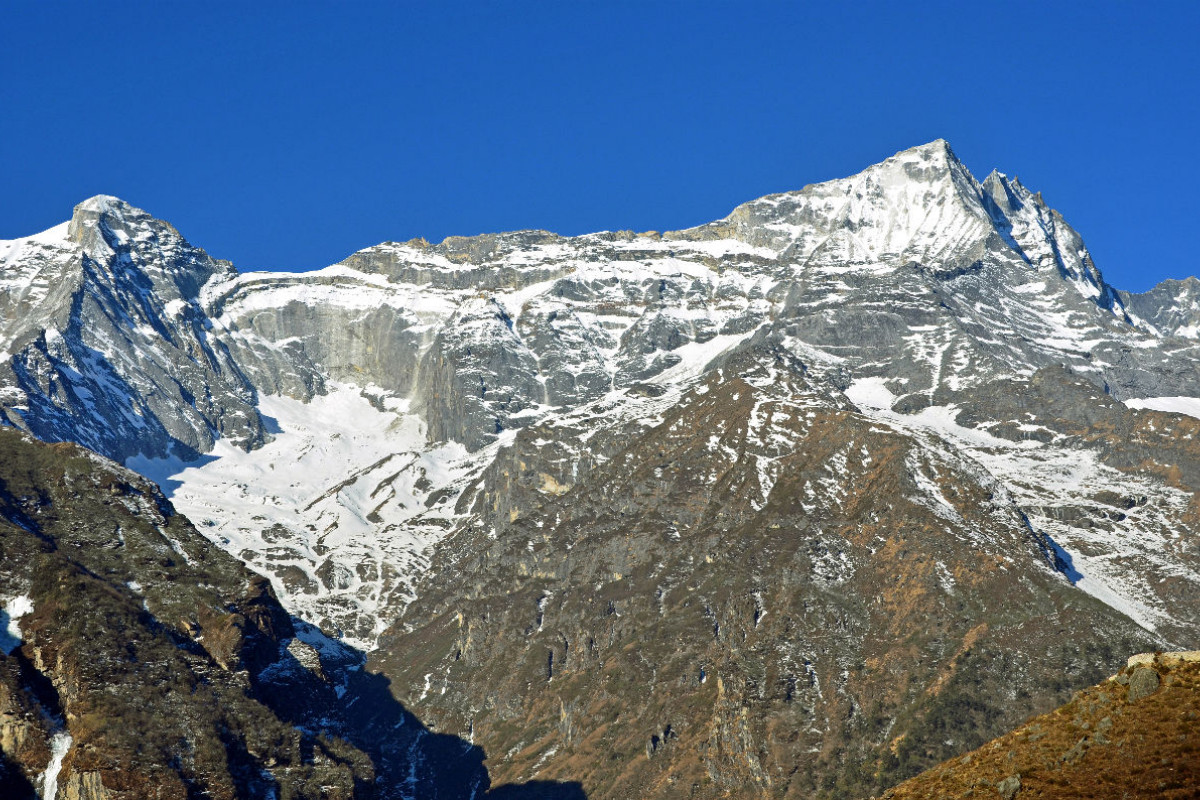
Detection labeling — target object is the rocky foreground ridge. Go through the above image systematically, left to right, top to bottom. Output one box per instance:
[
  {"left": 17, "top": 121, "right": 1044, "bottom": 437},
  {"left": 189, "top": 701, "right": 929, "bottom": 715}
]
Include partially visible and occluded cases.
[
  {"left": 2, "top": 140, "right": 1200, "bottom": 797},
  {"left": 878, "top": 652, "right": 1200, "bottom": 799}
]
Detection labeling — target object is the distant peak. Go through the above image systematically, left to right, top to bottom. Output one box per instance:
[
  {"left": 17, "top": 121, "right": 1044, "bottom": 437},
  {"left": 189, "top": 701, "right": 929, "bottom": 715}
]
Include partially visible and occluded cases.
[
  {"left": 919, "top": 137, "right": 952, "bottom": 153},
  {"left": 859, "top": 138, "right": 972, "bottom": 185},
  {"left": 893, "top": 138, "right": 957, "bottom": 164},
  {"left": 982, "top": 169, "right": 1017, "bottom": 213},
  {"left": 983, "top": 170, "right": 1029, "bottom": 193},
  {"left": 70, "top": 194, "right": 169, "bottom": 229},
  {"left": 74, "top": 194, "right": 135, "bottom": 214},
  {"left": 68, "top": 195, "right": 185, "bottom": 252},
  {"left": 71, "top": 195, "right": 151, "bottom": 229},
  {"left": 1154, "top": 275, "right": 1200, "bottom": 291}
]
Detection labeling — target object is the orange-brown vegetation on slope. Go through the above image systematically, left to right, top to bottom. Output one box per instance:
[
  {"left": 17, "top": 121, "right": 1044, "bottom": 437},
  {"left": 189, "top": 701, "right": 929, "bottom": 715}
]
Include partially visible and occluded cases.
[{"left": 876, "top": 653, "right": 1200, "bottom": 800}]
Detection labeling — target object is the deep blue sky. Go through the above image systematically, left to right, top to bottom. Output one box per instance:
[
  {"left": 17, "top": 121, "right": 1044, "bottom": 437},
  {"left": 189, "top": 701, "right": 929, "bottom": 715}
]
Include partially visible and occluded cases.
[{"left": 2, "top": 2, "right": 1196, "bottom": 291}]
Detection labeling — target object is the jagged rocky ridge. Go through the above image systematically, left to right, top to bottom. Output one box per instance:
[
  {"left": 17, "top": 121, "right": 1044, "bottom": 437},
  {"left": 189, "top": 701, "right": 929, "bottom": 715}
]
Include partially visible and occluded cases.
[{"left": 2, "top": 140, "right": 1200, "bottom": 797}]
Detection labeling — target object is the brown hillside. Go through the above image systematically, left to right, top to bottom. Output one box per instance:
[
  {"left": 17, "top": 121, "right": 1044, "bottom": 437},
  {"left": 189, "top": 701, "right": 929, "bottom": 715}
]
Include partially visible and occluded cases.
[{"left": 875, "top": 652, "right": 1200, "bottom": 800}]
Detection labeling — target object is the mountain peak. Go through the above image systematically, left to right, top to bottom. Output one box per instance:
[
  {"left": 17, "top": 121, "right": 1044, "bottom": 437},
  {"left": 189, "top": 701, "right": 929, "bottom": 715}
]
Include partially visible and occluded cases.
[
  {"left": 881, "top": 137, "right": 962, "bottom": 173},
  {"left": 902, "top": 137, "right": 953, "bottom": 158},
  {"left": 704, "top": 138, "right": 990, "bottom": 260},
  {"left": 68, "top": 194, "right": 186, "bottom": 255},
  {"left": 70, "top": 194, "right": 153, "bottom": 233},
  {"left": 73, "top": 194, "right": 137, "bottom": 216}
]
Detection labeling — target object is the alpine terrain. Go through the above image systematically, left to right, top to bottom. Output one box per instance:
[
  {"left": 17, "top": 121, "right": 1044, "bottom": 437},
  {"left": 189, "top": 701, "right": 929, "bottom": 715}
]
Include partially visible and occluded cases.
[{"left": 1, "top": 140, "right": 1198, "bottom": 798}]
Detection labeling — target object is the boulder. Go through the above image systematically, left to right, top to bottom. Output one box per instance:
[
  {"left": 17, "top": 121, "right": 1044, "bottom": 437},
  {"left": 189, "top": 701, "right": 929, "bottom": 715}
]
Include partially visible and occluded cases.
[{"left": 1127, "top": 666, "right": 1160, "bottom": 701}]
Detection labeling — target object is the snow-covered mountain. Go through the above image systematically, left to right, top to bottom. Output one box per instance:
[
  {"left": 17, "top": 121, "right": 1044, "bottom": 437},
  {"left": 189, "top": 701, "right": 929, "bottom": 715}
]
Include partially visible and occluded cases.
[
  {"left": 5, "top": 139, "right": 1200, "bottom": 797},
  {"left": 3, "top": 140, "right": 1198, "bottom": 649}
]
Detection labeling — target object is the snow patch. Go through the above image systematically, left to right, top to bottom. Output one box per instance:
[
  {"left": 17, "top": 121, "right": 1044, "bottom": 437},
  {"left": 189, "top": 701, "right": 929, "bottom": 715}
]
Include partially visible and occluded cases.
[
  {"left": 844, "top": 377, "right": 897, "bottom": 410},
  {"left": 1125, "top": 396, "right": 1200, "bottom": 420},
  {"left": 1, "top": 595, "right": 34, "bottom": 655},
  {"left": 39, "top": 732, "right": 72, "bottom": 800}
]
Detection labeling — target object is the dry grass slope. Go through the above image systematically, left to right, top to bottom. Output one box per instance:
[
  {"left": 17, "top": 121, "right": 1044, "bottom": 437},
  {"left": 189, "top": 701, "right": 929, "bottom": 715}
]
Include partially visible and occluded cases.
[{"left": 876, "top": 653, "right": 1200, "bottom": 800}]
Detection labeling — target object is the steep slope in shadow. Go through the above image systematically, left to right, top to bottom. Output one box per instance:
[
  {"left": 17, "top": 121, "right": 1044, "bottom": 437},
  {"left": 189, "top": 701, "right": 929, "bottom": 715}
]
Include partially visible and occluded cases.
[
  {"left": 278, "top": 632, "right": 587, "bottom": 798},
  {"left": 0, "top": 748, "right": 37, "bottom": 799}
]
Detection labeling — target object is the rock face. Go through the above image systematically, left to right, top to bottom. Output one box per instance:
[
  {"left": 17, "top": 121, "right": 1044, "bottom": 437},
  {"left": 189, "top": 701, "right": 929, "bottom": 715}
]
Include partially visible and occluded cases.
[
  {"left": 4, "top": 140, "right": 1200, "bottom": 797},
  {"left": 4, "top": 144, "right": 1200, "bottom": 649},
  {"left": 1120, "top": 276, "right": 1200, "bottom": 339}
]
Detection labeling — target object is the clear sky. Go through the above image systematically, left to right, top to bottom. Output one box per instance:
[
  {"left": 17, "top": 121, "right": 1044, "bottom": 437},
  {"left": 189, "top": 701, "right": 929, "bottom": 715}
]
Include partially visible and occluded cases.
[{"left": 2, "top": 2, "right": 1196, "bottom": 291}]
